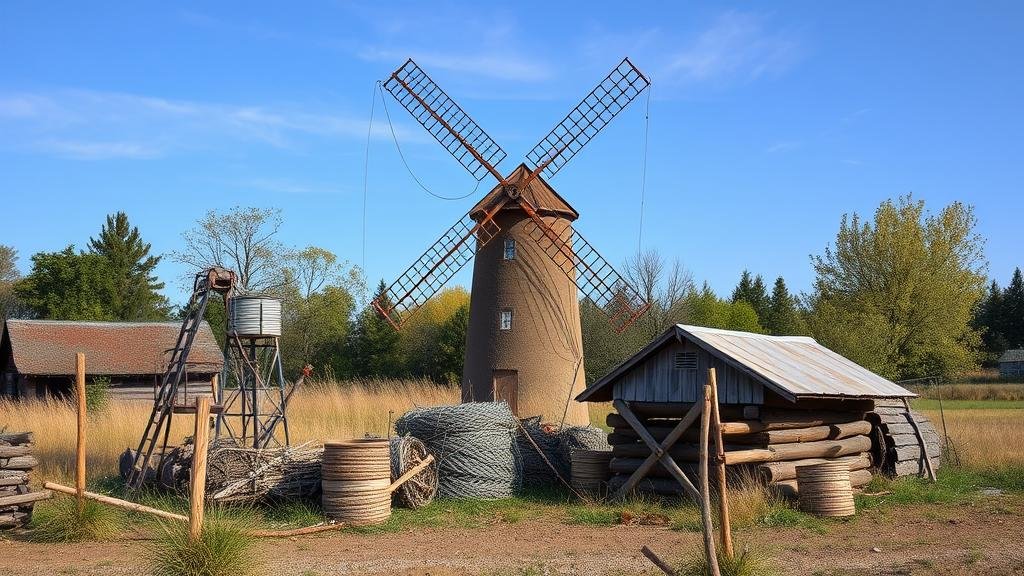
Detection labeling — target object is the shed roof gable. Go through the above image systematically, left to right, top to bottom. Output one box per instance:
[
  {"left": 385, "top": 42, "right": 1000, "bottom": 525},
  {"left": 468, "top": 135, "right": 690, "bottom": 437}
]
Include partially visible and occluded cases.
[{"left": 576, "top": 324, "right": 914, "bottom": 403}]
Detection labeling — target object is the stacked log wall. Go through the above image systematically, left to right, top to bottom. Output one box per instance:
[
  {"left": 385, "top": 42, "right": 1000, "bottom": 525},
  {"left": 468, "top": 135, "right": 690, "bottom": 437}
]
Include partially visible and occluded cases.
[
  {"left": 867, "top": 401, "right": 942, "bottom": 477},
  {"left": 606, "top": 404, "right": 876, "bottom": 497},
  {"left": 0, "top": 432, "right": 40, "bottom": 529}
]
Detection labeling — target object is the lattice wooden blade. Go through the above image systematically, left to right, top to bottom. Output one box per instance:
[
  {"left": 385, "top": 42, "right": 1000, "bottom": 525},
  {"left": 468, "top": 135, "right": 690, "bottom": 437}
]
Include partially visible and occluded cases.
[
  {"left": 524, "top": 58, "right": 649, "bottom": 182},
  {"left": 385, "top": 59, "right": 507, "bottom": 182},
  {"left": 518, "top": 201, "right": 649, "bottom": 333},
  {"left": 372, "top": 206, "right": 505, "bottom": 329}
]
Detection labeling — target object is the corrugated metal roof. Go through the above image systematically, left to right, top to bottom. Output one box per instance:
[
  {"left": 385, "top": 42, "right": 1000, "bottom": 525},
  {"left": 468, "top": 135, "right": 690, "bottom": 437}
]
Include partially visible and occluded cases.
[
  {"left": 1, "top": 319, "right": 223, "bottom": 376},
  {"left": 577, "top": 324, "right": 914, "bottom": 403},
  {"left": 676, "top": 325, "right": 913, "bottom": 399},
  {"left": 999, "top": 349, "right": 1024, "bottom": 363}
]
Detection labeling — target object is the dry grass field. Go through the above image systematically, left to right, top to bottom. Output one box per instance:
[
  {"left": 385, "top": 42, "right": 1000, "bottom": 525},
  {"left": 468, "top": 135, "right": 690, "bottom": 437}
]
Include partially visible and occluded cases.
[
  {"left": 0, "top": 378, "right": 458, "bottom": 482},
  {"left": 1, "top": 379, "right": 1021, "bottom": 484}
]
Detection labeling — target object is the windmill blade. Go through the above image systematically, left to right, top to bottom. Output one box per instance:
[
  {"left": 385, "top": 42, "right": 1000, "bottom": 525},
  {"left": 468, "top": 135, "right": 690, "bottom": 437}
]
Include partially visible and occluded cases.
[
  {"left": 524, "top": 58, "right": 649, "bottom": 183},
  {"left": 385, "top": 59, "right": 508, "bottom": 182},
  {"left": 517, "top": 200, "right": 649, "bottom": 333},
  {"left": 372, "top": 201, "right": 508, "bottom": 329}
]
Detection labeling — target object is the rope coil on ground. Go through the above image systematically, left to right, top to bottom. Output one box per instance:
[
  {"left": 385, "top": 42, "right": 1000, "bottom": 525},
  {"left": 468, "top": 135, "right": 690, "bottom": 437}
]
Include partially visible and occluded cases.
[{"left": 396, "top": 403, "right": 520, "bottom": 499}]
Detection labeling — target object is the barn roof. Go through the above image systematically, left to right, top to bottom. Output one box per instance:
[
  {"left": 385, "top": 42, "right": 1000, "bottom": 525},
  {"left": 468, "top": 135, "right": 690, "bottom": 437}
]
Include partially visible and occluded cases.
[
  {"left": 469, "top": 163, "right": 579, "bottom": 221},
  {"left": 1, "top": 319, "right": 223, "bottom": 376},
  {"left": 577, "top": 324, "right": 915, "bottom": 403},
  {"left": 999, "top": 349, "right": 1024, "bottom": 363}
]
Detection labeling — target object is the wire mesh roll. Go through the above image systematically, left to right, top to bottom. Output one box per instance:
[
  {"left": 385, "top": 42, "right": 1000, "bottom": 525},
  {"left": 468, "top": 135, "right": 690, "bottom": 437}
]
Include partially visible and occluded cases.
[
  {"left": 396, "top": 402, "right": 519, "bottom": 500},
  {"left": 389, "top": 435, "right": 437, "bottom": 509},
  {"left": 322, "top": 439, "right": 392, "bottom": 525}
]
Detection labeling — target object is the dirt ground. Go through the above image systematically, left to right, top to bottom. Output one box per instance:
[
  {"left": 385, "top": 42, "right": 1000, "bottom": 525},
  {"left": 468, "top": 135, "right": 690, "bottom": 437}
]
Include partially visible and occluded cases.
[{"left": 2, "top": 494, "right": 1023, "bottom": 576}]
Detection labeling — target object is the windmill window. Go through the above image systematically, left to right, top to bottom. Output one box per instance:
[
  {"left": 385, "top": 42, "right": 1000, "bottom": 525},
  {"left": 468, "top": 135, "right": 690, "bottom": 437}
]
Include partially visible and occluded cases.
[
  {"left": 503, "top": 238, "right": 516, "bottom": 260},
  {"left": 499, "top": 309, "right": 513, "bottom": 330},
  {"left": 674, "top": 352, "right": 698, "bottom": 371}
]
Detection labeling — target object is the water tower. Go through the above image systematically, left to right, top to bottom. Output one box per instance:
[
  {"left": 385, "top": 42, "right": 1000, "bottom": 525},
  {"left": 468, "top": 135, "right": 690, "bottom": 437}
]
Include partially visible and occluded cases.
[{"left": 216, "top": 295, "right": 291, "bottom": 448}]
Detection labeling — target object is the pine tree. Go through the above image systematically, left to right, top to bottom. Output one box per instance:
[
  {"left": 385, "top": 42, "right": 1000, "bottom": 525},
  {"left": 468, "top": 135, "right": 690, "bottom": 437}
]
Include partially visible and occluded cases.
[
  {"left": 88, "top": 212, "right": 169, "bottom": 320},
  {"left": 1004, "top": 268, "right": 1024, "bottom": 349},
  {"left": 731, "top": 270, "right": 769, "bottom": 322},
  {"left": 764, "top": 277, "right": 805, "bottom": 335},
  {"left": 348, "top": 280, "right": 402, "bottom": 377}
]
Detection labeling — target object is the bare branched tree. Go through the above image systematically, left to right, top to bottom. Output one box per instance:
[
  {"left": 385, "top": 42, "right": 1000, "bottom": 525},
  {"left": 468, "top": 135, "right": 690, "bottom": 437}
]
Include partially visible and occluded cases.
[
  {"left": 173, "top": 207, "right": 286, "bottom": 293},
  {"left": 284, "top": 246, "right": 366, "bottom": 301},
  {"left": 624, "top": 248, "right": 695, "bottom": 340}
]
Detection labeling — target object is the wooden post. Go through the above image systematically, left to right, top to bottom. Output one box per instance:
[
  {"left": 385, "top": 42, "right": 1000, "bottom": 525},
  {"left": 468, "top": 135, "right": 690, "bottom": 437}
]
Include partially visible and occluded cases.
[
  {"left": 75, "top": 352, "right": 87, "bottom": 514},
  {"left": 708, "top": 369, "right": 734, "bottom": 560},
  {"left": 209, "top": 373, "right": 218, "bottom": 400},
  {"left": 700, "top": 384, "right": 722, "bottom": 576},
  {"left": 189, "top": 396, "right": 211, "bottom": 541}
]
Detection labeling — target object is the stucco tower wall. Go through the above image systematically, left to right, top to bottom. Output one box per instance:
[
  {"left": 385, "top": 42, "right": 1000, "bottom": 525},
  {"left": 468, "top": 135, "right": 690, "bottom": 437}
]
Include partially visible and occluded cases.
[{"left": 462, "top": 209, "right": 589, "bottom": 426}]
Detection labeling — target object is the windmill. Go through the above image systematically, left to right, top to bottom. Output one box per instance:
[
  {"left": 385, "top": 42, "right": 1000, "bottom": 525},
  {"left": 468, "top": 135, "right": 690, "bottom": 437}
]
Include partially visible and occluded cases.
[{"left": 373, "top": 58, "right": 651, "bottom": 426}]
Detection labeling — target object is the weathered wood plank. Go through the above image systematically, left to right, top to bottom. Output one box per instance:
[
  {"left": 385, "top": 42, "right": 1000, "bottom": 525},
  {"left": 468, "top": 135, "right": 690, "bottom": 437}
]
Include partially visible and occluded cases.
[
  {"left": 730, "top": 421, "right": 871, "bottom": 445},
  {"left": 757, "top": 453, "right": 872, "bottom": 483},
  {"left": 0, "top": 456, "right": 39, "bottom": 470}
]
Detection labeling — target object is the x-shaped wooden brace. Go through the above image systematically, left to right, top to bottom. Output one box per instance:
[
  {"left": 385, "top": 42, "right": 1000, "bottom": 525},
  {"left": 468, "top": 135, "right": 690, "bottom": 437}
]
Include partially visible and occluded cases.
[{"left": 611, "top": 398, "right": 703, "bottom": 502}]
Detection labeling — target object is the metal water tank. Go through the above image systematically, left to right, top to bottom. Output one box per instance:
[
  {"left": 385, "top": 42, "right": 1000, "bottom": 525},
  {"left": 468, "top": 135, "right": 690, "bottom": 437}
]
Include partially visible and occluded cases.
[{"left": 229, "top": 296, "right": 282, "bottom": 337}]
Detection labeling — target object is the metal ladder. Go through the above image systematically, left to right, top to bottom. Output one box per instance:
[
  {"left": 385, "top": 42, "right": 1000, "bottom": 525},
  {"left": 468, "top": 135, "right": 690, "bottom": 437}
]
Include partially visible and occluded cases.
[{"left": 125, "top": 268, "right": 234, "bottom": 489}]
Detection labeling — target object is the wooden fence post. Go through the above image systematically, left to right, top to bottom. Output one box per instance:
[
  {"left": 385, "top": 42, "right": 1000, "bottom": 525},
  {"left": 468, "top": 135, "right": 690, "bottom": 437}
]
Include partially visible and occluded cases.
[
  {"left": 75, "top": 352, "right": 87, "bottom": 514},
  {"left": 708, "top": 369, "right": 734, "bottom": 559},
  {"left": 700, "top": 384, "right": 722, "bottom": 576},
  {"left": 189, "top": 396, "right": 211, "bottom": 541}
]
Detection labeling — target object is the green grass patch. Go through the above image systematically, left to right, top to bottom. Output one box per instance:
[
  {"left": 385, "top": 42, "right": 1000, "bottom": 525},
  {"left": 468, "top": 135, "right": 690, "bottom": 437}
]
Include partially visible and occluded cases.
[
  {"left": 909, "top": 398, "right": 1024, "bottom": 410},
  {"left": 855, "top": 466, "right": 1023, "bottom": 512},
  {"left": 564, "top": 494, "right": 703, "bottom": 531},
  {"left": 30, "top": 498, "right": 126, "bottom": 542},
  {"left": 754, "top": 501, "right": 829, "bottom": 534},
  {"left": 147, "top": 510, "right": 259, "bottom": 576}
]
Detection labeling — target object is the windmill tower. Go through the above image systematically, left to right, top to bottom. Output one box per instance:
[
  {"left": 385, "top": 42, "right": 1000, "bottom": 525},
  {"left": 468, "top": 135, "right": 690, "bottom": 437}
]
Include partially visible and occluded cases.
[{"left": 373, "top": 58, "right": 651, "bottom": 425}]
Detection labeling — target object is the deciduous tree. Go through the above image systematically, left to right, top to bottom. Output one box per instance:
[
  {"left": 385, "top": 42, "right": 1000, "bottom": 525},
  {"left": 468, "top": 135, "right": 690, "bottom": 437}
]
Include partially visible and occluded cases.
[
  {"left": 808, "top": 195, "right": 986, "bottom": 379},
  {"left": 174, "top": 207, "right": 286, "bottom": 292},
  {"left": 15, "top": 247, "right": 115, "bottom": 320}
]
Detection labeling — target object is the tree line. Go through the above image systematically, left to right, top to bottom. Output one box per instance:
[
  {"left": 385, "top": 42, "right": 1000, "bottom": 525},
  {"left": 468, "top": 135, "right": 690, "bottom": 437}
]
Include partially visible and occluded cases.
[{"left": 1, "top": 195, "right": 1020, "bottom": 385}]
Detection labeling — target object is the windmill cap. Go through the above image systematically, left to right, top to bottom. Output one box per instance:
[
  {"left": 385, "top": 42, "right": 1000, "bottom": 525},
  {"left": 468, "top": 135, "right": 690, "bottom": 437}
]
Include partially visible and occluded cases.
[{"left": 469, "top": 163, "right": 579, "bottom": 221}]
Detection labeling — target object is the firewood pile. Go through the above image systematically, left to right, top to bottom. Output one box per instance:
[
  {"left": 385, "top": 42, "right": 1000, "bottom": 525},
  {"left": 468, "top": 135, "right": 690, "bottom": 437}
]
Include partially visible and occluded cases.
[
  {"left": 605, "top": 404, "right": 877, "bottom": 497},
  {"left": 0, "top": 432, "right": 46, "bottom": 529}
]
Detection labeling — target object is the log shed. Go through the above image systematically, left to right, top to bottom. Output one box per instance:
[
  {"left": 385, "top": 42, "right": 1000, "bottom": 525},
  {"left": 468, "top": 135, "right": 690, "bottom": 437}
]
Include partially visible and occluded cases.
[{"left": 576, "top": 325, "right": 941, "bottom": 497}]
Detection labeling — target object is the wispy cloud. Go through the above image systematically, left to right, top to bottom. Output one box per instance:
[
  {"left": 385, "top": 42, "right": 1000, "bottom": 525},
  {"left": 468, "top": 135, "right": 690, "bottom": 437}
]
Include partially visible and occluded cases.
[
  {"left": 665, "top": 11, "right": 799, "bottom": 84},
  {"left": 359, "top": 48, "right": 550, "bottom": 83},
  {"left": 0, "top": 88, "right": 421, "bottom": 160},
  {"left": 35, "top": 139, "right": 162, "bottom": 160},
  {"left": 765, "top": 140, "right": 802, "bottom": 154}
]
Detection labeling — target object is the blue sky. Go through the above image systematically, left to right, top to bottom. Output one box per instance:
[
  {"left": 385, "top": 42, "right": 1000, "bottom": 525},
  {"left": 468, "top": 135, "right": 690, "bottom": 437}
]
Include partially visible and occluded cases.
[{"left": 2, "top": 2, "right": 1022, "bottom": 305}]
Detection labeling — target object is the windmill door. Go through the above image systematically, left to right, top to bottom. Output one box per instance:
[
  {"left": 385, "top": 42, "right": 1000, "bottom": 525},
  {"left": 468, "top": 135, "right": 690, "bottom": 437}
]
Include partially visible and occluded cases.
[{"left": 492, "top": 370, "right": 519, "bottom": 415}]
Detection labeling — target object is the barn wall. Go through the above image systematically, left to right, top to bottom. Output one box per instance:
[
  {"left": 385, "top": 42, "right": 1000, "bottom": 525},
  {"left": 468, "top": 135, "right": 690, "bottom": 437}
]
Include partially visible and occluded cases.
[
  {"left": 612, "top": 339, "right": 764, "bottom": 404},
  {"left": 1000, "top": 361, "right": 1024, "bottom": 378}
]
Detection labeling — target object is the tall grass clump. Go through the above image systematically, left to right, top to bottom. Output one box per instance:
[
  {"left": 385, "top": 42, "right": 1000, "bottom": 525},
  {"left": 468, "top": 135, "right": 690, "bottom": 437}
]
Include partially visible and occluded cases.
[
  {"left": 911, "top": 383, "right": 1024, "bottom": 401},
  {"left": 30, "top": 498, "right": 125, "bottom": 542},
  {"left": 148, "top": 511, "right": 259, "bottom": 576},
  {"left": 676, "top": 547, "right": 778, "bottom": 576}
]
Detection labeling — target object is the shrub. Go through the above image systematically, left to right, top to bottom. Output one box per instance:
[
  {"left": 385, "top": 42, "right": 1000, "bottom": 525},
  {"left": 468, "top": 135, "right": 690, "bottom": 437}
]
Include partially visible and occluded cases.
[
  {"left": 86, "top": 376, "right": 111, "bottom": 411},
  {"left": 31, "top": 498, "right": 125, "bottom": 542},
  {"left": 147, "top": 511, "right": 259, "bottom": 576},
  {"left": 676, "top": 546, "right": 778, "bottom": 576}
]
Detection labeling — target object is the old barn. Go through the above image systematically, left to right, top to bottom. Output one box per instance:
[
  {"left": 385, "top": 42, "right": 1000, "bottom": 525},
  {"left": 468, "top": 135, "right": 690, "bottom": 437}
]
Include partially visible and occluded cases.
[
  {"left": 0, "top": 319, "right": 223, "bottom": 401},
  {"left": 577, "top": 324, "right": 942, "bottom": 496},
  {"left": 999, "top": 349, "right": 1024, "bottom": 378}
]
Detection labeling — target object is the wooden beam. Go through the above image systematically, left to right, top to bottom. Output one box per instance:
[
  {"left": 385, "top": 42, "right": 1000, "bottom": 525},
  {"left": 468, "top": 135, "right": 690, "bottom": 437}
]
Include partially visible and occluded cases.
[
  {"left": 75, "top": 352, "right": 86, "bottom": 514},
  {"left": 709, "top": 369, "right": 733, "bottom": 560},
  {"left": 699, "top": 384, "right": 722, "bottom": 576},
  {"left": 190, "top": 396, "right": 211, "bottom": 541},
  {"left": 902, "top": 398, "right": 937, "bottom": 482},
  {"left": 611, "top": 399, "right": 701, "bottom": 500},
  {"left": 728, "top": 421, "right": 872, "bottom": 445},
  {"left": 45, "top": 482, "right": 188, "bottom": 522},
  {"left": 0, "top": 490, "right": 52, "bottom": 507}
]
